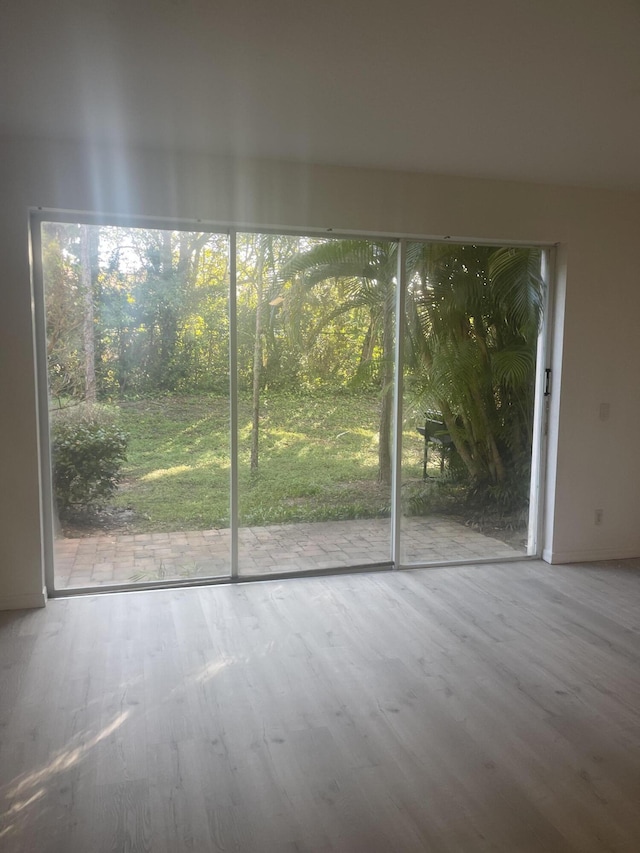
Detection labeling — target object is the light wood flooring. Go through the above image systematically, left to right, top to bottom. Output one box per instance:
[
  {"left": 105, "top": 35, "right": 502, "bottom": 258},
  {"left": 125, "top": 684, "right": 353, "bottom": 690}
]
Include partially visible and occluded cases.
[{"left": 1, "top": 559, "right": 639, "bottom": 852}]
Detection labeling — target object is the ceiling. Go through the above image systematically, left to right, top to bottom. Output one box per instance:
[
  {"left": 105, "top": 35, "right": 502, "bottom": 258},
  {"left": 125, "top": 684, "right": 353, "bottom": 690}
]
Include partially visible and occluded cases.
[{"left": 2, "top": 0, "right": 640, "bottom": 189}]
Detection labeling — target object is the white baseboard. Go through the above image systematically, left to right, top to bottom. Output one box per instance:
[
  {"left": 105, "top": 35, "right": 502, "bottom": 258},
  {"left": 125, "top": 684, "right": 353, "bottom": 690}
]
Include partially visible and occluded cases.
[
  {"left": 542, "top": 546, "right": 640, "bottom": 565},
  {"left": 0, "top": 587, "right": 47, "bottom": 611}
]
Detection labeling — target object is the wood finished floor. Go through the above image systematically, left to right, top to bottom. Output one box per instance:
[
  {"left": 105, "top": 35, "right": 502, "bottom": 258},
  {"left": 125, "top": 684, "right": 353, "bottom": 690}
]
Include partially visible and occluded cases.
[{"left": 1, "top": 560, "right": 639, "bottom": 852}]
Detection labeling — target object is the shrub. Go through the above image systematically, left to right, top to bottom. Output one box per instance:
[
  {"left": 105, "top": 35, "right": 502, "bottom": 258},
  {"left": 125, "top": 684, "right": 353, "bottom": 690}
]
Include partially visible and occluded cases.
[
  {"left": 50, "top": 404, "right": 127, "bottom": 516},
  {"left": 403, "top": 476, "right": 462, "bottom": 517}
]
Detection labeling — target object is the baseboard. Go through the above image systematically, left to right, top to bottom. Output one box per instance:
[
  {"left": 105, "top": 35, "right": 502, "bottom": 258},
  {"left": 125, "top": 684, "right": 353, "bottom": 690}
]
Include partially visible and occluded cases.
[
  {"left": 542, "top": 547, "right": 640, "bottom": 565},
  {"left": 0, "top": 586, "right": 47, "bottom": 611}
]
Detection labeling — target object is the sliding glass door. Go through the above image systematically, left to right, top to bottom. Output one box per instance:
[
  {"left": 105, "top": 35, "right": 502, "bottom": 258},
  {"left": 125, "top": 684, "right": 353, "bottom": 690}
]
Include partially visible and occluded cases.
[
  {"left": 37, "top": 217, "right": 548, "bottom": 593},
  {"left": 40, "top": 221, "right": 231, "bottom": 589},
  {"left": 235, "top": 233, "right": 396, "bottom": 577},
  {"left": 399, "top": 241, "right": 546, "bottom": 565}
]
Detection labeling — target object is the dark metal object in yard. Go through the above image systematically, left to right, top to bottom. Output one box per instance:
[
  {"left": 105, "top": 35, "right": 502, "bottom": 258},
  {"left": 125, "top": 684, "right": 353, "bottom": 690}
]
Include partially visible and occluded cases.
[{"left": 417, "top": 416, "right": 452, "bottom": 479}]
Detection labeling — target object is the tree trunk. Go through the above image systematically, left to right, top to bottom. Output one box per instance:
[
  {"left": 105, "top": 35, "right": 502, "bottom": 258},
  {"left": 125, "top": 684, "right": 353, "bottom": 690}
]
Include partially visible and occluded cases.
[
  {"left": 80, "top": 225, "right": 96, "bottom": 403},
  {"left": 157, "top": 231, "right": 177, "bottom": 389},
  {"left": 250, "top": 252, "right": 265, "bottom": 471},
  {"left": 378, "top": 293, "right": 394, "bottom": 485},
  {"left": 358, "top": 318, "right": 376, "bottom": 370},
  {"left": 469, "top": 383, "right": 506, "bottom": 484},
  {"left": 439, "top": 400, "right": 483, "bottom": 481}
]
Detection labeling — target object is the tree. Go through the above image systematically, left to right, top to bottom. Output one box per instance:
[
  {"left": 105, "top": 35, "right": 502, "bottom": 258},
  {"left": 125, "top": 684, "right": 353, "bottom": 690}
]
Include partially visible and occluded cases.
[
  {"left": 43, "top": 222, "right": 101, "bottom": 403},
  {"left": 42, "top": 223, "right": 84, "bottom": 401},
  {"left": 43, "top": 224, "right": 231, "bottom": 400},
  {"left": 79, "top": 224, "right": 97, "bottom": 403},
  {"left": 95, "top": 227, "right": 227, "bottom": 395},
  {"left": 128, "top": 228, "right": 213, "bottom": 390},
  {"left": 236, "top": 233, "right": 302, "bottom": 470},
  {"left": 284, "top": 238, "right": 544, "bottom": 502},
  {"left": 285, "top": 239, "right": 398, "bottom": 484},
  {"left": 250, "top": 240, "right": 265, "bottom": 470},
  {"left": 406, "top": 243, "right": 544, "bottom": 502}
]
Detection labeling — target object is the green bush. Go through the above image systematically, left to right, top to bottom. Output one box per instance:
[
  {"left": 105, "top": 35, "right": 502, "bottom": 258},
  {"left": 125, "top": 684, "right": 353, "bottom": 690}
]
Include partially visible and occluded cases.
[{"left": 50, "top": 404, "right": 127, "bottom": 515}]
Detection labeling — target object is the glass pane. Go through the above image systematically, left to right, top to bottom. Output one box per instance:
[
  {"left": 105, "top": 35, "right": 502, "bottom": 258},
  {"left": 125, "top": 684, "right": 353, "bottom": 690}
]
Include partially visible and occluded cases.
[
  {"left": 42, "top": 222, "right": 231, "bottom": 589},
  {"left": 236, "top": 233, "right": 396, "bottom": 576},
  {"left": 400, "top": 241, "right": 544, "bottom": 564}
]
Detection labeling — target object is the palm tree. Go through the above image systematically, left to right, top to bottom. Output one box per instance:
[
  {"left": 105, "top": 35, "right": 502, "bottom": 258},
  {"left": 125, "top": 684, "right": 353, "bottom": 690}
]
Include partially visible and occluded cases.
[
  {"left": 283, "top": 238, "right": 544, "bottom": 504},
  {"left": 284, "top": 239, "right": 398, "bottom": 484},
  {"left": 406, "top": 243, "right": 545, "bottom": 500}
]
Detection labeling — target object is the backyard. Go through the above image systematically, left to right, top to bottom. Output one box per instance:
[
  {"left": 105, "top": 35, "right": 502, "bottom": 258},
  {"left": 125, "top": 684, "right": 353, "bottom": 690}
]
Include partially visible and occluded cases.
[
  {"left": 51, "top": 390, "right": 528, "bottom": 588},
  {"left": 60, "top": 390, "right": 440, "bottom": 536},
  {"left": 111, "top": 392, "right": 400, "bottom": 532}
]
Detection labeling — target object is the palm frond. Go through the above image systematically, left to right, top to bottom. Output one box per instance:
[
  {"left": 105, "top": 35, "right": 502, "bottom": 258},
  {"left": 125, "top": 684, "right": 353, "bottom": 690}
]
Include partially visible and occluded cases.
[
  {"left": 488, "top": 247, "right": 545, "bottom": 332},
  {"left": 490, "top": 346, "right": 535, "bottom": 389}
]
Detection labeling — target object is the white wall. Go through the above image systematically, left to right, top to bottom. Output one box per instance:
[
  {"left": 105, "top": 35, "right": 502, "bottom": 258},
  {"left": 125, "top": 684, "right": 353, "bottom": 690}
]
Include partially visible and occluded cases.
[{"left": 2, "top": 137, "right": 639, "bottom": 608}]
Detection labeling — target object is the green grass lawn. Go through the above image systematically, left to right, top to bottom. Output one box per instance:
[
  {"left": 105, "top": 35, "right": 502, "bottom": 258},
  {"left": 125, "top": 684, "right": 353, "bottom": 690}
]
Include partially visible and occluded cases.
[{"left": 113, "top": 392, "right": 427, "bottom": 532}]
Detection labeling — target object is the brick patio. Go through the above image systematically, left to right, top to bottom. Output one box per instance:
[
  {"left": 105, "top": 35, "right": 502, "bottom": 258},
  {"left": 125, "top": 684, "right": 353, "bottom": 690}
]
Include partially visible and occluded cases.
[{"left": 53, "top": 516, "right": 525, "bottom": 588}]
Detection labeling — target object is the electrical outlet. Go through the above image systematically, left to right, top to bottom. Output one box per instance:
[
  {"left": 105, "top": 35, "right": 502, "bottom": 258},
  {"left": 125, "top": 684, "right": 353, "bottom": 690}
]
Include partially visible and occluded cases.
[{"left": 595, "top": 508, "right": 603, "bottom": 525}]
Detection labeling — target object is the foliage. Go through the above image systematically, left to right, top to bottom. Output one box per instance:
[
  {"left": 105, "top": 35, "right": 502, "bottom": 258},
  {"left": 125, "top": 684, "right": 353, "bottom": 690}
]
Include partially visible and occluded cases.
[
  {"left": 42, "top": 223, "right": 545, "bottom": 519},
  {"left": 43, "top": 223, "right": 87, "bottom": 401},
  {"left": 42, "top": 226, "right": 391, "bottom": 401},
  {"left": 283, "top": 239, "right": 397, "bottom": 483},
  {"left": 405, "top": 243, "right": 544, "bottom": 507},
  {"left": 51, "top": 404, "right": 128, "bottom": 515},
  {"left": 403, "top": 476, "right": 463, "bottom": 518}
]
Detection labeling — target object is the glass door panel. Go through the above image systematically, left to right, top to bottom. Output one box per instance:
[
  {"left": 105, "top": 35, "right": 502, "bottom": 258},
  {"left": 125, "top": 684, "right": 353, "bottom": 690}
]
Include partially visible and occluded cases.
[
  {"left": 41, "top": 221, "right": 231, "bottom": 589},
  {"left": 236, "top": 233, "right": 397, "bottom": 576},
  {"left": 400, "top": 241, "right": 545, "bottom": 565}
]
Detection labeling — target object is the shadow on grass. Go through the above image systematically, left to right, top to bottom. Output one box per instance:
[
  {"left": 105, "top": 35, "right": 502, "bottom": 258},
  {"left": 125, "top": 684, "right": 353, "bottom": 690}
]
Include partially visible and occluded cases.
[{"left": 112, "top": 393, "right": 397, "bottom": 532}]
